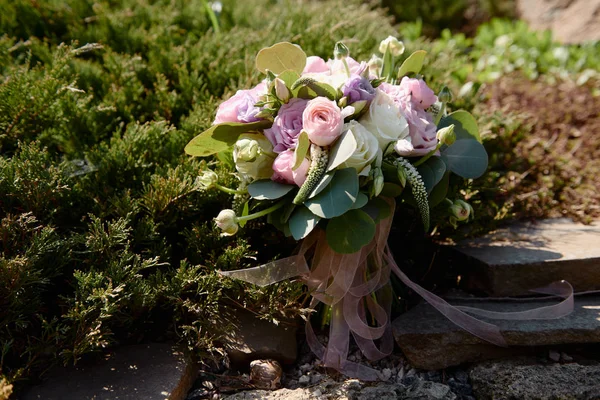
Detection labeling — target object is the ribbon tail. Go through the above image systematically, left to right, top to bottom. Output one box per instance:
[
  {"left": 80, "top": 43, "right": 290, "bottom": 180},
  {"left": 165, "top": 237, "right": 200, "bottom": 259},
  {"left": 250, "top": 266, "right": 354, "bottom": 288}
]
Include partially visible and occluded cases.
[{"left": 218, "top": 255, "right": 309, "bottom": 287}]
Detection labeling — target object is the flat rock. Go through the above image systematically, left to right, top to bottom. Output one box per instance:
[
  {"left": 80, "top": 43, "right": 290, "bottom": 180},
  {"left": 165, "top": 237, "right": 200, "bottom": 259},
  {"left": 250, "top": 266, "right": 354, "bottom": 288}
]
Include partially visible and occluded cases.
[
  {"left": 517, "top": 0, "right": 600, "bottom": 44},
  {"left": 454, "top": 218, "right": 600, "bottom": 296},
  {"left": 393, "top": 296, "right": 600, "bottom": 370},
  {"left": 223, "top": 309, "right": 297, "bottom": 367},
  {"left": 23, "top": 343, "right": 196, "bottom": 400},
  {"left": 469, "top": 358, "right": 600, "bottom": 399},
  {"left": 222, "top": 379, "right": 455, "bottom": 400}
]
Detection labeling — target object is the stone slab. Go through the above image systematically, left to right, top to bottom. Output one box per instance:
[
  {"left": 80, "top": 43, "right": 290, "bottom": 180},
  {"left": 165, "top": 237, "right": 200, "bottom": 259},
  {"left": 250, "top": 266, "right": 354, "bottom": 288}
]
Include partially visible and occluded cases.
[
  {"left": 517, "top": 0, "right": 600, "bottom": 44},
  {"left": 454, "top": 218, "right": 600, "bottom": 296},
  {"left": 393, "top": 296, "right": 600, "bottom": 370},
  {"left": 223, "top": 310, "right": 297, "bottom": 368},
  {"left": 23, "top": 343, "right": 196, "bottom": 400},
  {"left": 469, "top": 358, "right": 600, "bottom": 400}
]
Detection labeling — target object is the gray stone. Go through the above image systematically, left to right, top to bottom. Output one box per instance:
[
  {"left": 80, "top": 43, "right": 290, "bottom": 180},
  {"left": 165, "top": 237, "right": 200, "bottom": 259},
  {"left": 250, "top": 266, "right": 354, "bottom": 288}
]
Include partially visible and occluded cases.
[
  {"left": 517, "top": 0, "right": 600, "bottom": 44},
  {"left": 454, "top": 218, "right": 600, "bottom": 296},
  {"left": 393, "top": 296, "right": 600, "bottom": 370},
  {"left": 223, "top": 309, "right": 297, "bottom": 367},
  {"left": 23, "top": 343, "right": 196, "bottom": 400},
  {"left": 469, "top": 358, "right": 600, "bottom": 399},
  {"left": 405, "top": 380, "right": 456, "bottom": 400}
]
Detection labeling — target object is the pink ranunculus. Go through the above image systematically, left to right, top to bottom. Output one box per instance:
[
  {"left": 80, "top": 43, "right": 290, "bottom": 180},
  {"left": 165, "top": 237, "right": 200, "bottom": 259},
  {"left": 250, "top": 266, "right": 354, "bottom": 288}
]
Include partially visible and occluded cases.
[
  {"left": 303, "top": 56, "right": 330, "bottom": 74},
  {"left": 398, "top": 77, "right": 437, "bottom": 109},
  {"left": 213, "top": 82, "right": 267, "bottom": 124},
  {"left": 302, "top": 97, "right": 343, "bottom": 146},
  {"left": 264, "top": 98, "right": 308, "bottom": 153},
  {"left": 271, "top": 150, "right": 310, "bottom": 187}
]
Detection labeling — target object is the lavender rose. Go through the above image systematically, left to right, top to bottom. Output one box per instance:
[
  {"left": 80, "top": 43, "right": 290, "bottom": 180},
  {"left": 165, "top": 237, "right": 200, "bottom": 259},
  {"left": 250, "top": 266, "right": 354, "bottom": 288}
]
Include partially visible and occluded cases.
[
  {"left": 342, "top": 74, "right": 376, "bottom": 104},
  {"left": 398, "top": 77, "right": 437, "bottom": 109},
  {"left": 213, "top": 82, "right": 267, "bottom": 124},
  {"left": 264, "top": 98, "right": 308, "bottom": 153},
  {"left": 394, "top": 100, "right": 438, "bottom": 156}
]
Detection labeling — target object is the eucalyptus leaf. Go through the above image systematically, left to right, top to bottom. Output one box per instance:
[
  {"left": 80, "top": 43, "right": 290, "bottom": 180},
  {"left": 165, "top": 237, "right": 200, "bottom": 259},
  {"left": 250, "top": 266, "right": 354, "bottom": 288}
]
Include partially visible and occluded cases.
[
  {"left": 256, "top": 42, "right": 307, "bottom": 75},
  {"left": 397, "top": 50, "right": 427, "bottom": 78},
  {"left": 278, "top": 70, "right": 301, "bottom": 88},
  {"left": 438, "top": 110, "right": 481, "bottom": 143},
  {"left": 184, "top": 120, "right": 271, "bottom": 157},
  {"left": 327, "top": 130, "right": 357, "bottom": 172},
  {"left": 293, "top": 131, "right": 310, "bottom": 170},
  {"left": 441, "top": 139, "right": 488, "bottom": 179},
  {"left": 416, "top": 157, "right": 446, "bottom": 193},
  {"left": 305, "top": 168, "right": 359, "bottom": 218},
  {"left": 308, "top": 172, "right": 334, "bottom": 199},
  {"left": 429, "top": 172, "right": 449, "bottom": 208},
  {"left": 247, "top": 180, "right": 295, "bottom": 200},
  {"left": 380, "top": 182, "right": 404, "bottom": 197},
  {"left": 351, "top": 192, "right": 369, "bottom": 209},
  {"left": 361, "top": 198, "right": 392, "bottom": 223},
  {"left": 289, "top": 206, "right": 321, "bottom": 240},
  {"left": 325, "top": 209, "right": 376, "bottom": 254}
]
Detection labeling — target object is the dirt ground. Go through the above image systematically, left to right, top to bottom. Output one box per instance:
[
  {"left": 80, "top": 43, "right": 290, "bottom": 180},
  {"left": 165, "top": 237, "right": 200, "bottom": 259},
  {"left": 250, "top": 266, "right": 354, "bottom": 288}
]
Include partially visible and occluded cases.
[{"left": 479, "top": 75, "right": 600, "bottom": 223}]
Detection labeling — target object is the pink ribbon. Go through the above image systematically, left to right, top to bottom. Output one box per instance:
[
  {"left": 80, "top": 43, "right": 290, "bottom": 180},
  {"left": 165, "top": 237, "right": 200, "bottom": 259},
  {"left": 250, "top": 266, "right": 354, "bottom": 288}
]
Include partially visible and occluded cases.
[{"left": 219, "top": 199, "right": 575, "bottom": 380}]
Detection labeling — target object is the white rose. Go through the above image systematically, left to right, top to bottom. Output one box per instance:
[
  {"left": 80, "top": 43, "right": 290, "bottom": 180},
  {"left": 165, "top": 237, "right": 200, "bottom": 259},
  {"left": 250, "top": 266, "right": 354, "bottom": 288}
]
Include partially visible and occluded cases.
[
  {"left": 359, "top": 90, "right": 410, "bottom": 149},
  {"left": 339, "top": 121, "right": 380, "bottom": 176},
  {"left": 233, "top": 133, "right": 276, "bottom": 180}
]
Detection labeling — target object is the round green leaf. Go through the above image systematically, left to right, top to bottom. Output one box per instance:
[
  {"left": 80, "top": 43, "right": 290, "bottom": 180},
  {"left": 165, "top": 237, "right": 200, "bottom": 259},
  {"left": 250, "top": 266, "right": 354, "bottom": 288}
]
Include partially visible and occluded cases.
[
  {"left": 256, "top": 42, "right": 307, "bottom": 75},
  {"left": 397, "top": 50, "right": 427, "bottom": 79},
  {"left": 438, "top": 111, "right": 481, "bottom": 143},
  {"left": 184, "top": 121, "right": 272, "bottom": 157},
  {"left": 441, "top": 139, "right": 488, "bottom": 179},
  {"left": 416, "top": 157, "right": 447, "bottom": 194},
  {"left": 305, "top": 168, "right": 359, "bottom": 218},
  {"left": 247, "top": 180, "right": 295, "bottom": 200},
  {"left": 350, "top": 192, "right": 369, "bottom": 209},
  {"left": 289, "top": 206, "right": 321, "bottom": 240},
  {"left": 325, "top": 209, "right": 376, "bottom": 254}
]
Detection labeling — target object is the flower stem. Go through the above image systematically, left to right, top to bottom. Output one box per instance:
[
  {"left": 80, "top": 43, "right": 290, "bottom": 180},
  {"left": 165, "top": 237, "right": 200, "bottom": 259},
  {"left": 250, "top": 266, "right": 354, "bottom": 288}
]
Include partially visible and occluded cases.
[
  {"left": 342, "top": 59, "right": 351, "bottom": 78},
  {"left": 413, "top": 142, "right": 444, "bottom": 167},
  {"left": 215, "top": 183, "right": 246, "bottom": 195},
  {"left": 236, "top": 199, "right": 285, "bottom": 223}
]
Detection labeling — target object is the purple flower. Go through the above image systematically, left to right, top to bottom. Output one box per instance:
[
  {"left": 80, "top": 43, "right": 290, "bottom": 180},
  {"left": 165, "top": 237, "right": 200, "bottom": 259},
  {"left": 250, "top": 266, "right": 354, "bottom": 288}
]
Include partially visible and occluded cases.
[
  {"left": 342, "top": 74, "right": 376, "bottom": 104},
  {"left": 213, "top": 82, "right": 267, "bottom": 124},
  {"left": 264, "top": 98, "right": 308, "bottom": 153},
  {"left": 395, "top": 99, "right": 438, "bottom": 156}
]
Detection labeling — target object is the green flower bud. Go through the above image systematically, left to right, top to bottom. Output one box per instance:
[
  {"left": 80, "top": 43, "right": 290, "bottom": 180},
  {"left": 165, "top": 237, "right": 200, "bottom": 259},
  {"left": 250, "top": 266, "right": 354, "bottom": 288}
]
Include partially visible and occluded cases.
[
  {"left": 334, "top": 42, "right": 350, "bottom": 60},
  {"left": 265, "top": 69, "right": 276, "bottom": 84},
  {"left": 438, "top": 86, "right": 453, "bottom": 103},
  {"left": 436, "top": 124, "right": 456, "bottom": 146},
  {"left": 370, "top": 167, "right": 384, "bottom": 197},
  {"left": 196, "top": 169, "right": 218, "bottom": 190},
  {"left": 448, "top": 199, "right": 474, "bottom": 228},
  {"left": 214, "top": 209, "right": 239, "bottom": 236}
]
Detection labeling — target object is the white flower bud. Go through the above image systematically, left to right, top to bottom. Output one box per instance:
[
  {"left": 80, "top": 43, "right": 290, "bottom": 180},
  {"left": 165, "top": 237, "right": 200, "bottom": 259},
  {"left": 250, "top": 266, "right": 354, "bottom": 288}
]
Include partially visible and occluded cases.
[
  {"left": 379, "top": 36, "right": 405, "bottom": 57},
  {"left": 368, "top": 55, "right": 383, "bottom": 77},
  {"left": 274, "top": 78, "right": 290, "bottom": 103},
  {"left": 436, "top": 124, "right": 456, "bottom": 146},
  {"left": 233, "top": 133, "right": 276, "bottom": 180},
  {"left": 196, "top": 169, "right": 218, "bottom": 190},
  {"left": 214, "top": 209, "right": 239, "bottom": 236}
]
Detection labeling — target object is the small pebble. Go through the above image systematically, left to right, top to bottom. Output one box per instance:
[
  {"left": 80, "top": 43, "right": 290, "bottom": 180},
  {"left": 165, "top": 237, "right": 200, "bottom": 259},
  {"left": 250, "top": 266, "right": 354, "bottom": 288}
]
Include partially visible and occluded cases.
[
  {"left": 549, "top": 350, "right": 561, "bottom": 362},
  {"left": 561, "top": 352, "right": 574, "bottom": 362},
  {"left": 250, "top": 359, "right": 282, "bottom": 390},
  {"left": 299, "top": 363, "right": 312, "bottom": 373},
  {"left": 381, "top": 368, "right": 392, "bottom": 381},
  {"left": 455, "top": 369, "right": 469, "bottom": 383},
  {"left": 311, "top": 373, "right": 323, "bottom": 384},
  {"left": 299, "top": 375, "right": 310, "bottom": 384},
  {"left": 342, "top": 379, "right": 362, "bottom": 391},
  {"left": 313, "top": 388, "right": 322, "bottom": 397}
]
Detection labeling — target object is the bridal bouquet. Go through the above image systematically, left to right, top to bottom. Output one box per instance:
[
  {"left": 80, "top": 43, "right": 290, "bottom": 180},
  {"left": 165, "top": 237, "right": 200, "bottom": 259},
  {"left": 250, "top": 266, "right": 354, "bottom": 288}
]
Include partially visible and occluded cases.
[{"left": 185, "top": 38, "right": 489, "bottom": 379}]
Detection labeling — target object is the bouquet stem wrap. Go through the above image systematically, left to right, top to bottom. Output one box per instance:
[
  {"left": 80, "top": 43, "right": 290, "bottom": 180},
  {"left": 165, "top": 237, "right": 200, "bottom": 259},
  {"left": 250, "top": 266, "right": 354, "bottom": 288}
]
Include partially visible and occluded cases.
[{"left": 220, "top": 199, "right": 574, "bottom": 381}]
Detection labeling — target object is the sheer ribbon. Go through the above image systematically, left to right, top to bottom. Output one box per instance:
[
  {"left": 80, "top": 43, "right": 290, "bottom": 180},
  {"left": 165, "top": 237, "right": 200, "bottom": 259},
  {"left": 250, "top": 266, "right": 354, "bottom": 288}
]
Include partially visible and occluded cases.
[{"left": 220, "top": 199, "right": 574, "bottom": 380}]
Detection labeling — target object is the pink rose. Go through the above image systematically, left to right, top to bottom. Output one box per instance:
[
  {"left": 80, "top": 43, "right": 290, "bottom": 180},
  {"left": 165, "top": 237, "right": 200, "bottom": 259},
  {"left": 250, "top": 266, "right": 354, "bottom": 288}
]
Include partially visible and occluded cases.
[
  {"left": 303, "top": 56, "right": 329, "bottom": 74},
  {"left": 398, "top": 77, "right": 437, "bottom": 109},
  {"left": 213, "top": 82, "right": 267, "bottom": 124},
  {"left": 302, "top": 97, "right": 343, "bottom": 146},
  {"left": 264, "top": 98, "right": 308, "bottom": 153},
  {"left": 271, "top": 150, "right": 310, "bottom": 187}
]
